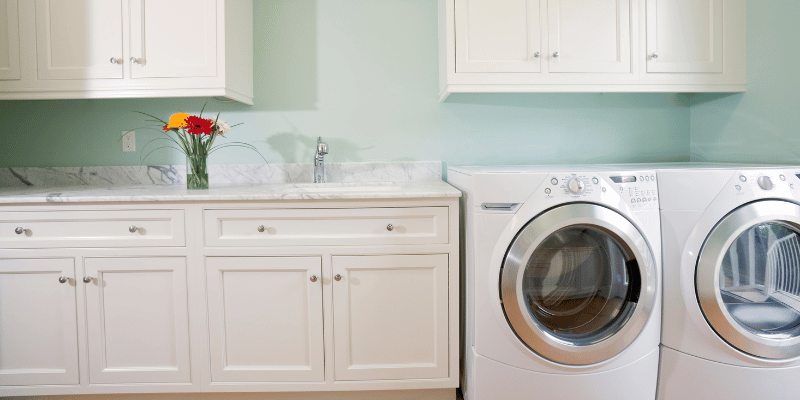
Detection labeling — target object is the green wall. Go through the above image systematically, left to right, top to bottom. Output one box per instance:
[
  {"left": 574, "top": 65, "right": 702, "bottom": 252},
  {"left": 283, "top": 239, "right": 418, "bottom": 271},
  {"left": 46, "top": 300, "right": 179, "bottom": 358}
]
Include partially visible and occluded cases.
[
  {"left": 0, "top": 0, "right": 690, "bottom": 170},
  {"left": 690, "top": 1, "right": 800, "bottom": 163}
]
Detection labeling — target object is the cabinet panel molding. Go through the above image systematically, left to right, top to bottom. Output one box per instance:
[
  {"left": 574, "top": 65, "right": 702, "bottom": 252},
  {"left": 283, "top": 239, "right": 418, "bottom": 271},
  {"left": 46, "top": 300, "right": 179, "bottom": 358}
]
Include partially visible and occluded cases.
[
  {"left": 0, "top": 0, "right": 20, "bottom": 80},
  {"left": 332, "top": 254, "right": 450, "bottom": 381},
  {"left": 84, "top": 256, "right": 191, "bottom": 384},
  {"left": 206, "top": 256, "right": 325, "bottom": 383},
  {"left": 0, "top": 258, "right": 79, "bottom": 386}
]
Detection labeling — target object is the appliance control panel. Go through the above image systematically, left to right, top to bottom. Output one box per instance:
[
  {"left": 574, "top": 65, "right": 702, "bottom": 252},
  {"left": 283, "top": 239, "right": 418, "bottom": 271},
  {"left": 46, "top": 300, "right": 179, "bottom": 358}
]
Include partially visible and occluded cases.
[
  {"left": 732, "top": 170, "right": 795, "bottom": 195},
  {"left": 543, "top": 171, "right": 659, "bottom": 210}
]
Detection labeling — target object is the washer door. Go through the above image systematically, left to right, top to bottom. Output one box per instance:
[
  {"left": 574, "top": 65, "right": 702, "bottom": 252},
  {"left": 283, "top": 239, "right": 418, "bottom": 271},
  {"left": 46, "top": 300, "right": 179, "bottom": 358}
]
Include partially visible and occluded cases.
[
  {"left": 697, "top": 200, "right": 800, "bottom": 360},
  {"left": 500, "top": 203, "right": 657, "bottom": 365}
]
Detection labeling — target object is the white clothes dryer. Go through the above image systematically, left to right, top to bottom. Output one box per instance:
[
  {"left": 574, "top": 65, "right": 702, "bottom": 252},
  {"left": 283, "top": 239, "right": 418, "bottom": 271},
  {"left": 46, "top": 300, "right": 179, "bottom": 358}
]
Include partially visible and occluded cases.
[
  {"left": 448, "top": 166, "right": 661, "bottom": 400},
  {"left": 657, "top": 166, "right": 800, "bottom": 400}
]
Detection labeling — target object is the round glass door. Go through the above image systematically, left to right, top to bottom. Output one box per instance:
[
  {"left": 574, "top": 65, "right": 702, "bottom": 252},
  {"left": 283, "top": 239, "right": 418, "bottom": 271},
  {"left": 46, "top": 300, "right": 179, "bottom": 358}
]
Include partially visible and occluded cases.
[
  {"left": 697, "top": 200, "right": 800, "bottom": 359},
  {"left": 501, "top": 203, "right": 657, "bottom": 365}
]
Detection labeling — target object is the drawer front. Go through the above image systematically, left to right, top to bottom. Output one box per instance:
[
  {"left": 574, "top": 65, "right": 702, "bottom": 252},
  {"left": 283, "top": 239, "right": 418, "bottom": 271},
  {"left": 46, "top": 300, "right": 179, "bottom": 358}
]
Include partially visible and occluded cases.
[
  {"left": 204, "top": 207, "right": 449, "bottom": 247},
  {"left": 0, "top": 210, "right": 185, "bottom": 248}
]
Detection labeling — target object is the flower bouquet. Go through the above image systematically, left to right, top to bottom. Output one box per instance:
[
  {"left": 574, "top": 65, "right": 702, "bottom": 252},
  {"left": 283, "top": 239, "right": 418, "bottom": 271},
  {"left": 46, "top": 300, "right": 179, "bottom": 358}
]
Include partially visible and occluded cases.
[{"left": 137, "top": 106, "right": 262, "bottom": 189}]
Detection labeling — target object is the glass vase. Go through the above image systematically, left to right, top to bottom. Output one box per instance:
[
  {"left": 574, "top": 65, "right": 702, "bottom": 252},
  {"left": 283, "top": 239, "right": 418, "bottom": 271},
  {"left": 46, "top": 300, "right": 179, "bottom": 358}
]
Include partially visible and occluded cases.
[{"left": 186, "top": 151, "right": 209, "bottom": 190}]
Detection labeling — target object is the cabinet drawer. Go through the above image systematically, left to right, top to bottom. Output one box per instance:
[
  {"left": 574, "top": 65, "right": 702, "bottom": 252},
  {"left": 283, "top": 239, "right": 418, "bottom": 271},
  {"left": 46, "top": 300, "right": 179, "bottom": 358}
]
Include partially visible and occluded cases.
[
  {"left": 204, "top": 207, "right": 449, "bottom": 247},
  {"left": 0, "top": 210, "right": 185, "bottom": 248}
]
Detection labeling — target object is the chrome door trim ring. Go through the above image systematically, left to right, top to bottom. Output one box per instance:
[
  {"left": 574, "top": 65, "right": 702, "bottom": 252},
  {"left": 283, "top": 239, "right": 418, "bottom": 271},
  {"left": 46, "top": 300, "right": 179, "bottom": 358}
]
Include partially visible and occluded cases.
[
  {"left": 697, "top": 199, "right": 800, "bottom": 360},
  {"left": 501, "top": 203, "right": 657, "bottom": 365}
]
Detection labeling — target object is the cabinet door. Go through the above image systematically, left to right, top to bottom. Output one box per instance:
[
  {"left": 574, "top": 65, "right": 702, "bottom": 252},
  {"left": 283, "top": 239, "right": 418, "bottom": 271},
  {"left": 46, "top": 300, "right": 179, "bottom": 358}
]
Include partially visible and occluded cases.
[
  {"left": 0, "top": 0, "right": 20, "bottom": 80},
  {"left": 34, "top": 0, "right": 124, "bottom": 79},
  {"left": 129, "top": 0, "right": 217, "bottom": 78},
  {"left": 455, "top": 0, "right": 542, "bottom": 73},
  {"left": 547, "top": 0, "right": 631, "bottom": 73},
  {"left": 646, "top": 0, "right": 723, "bottom": 73},
  {"left": 332, "top": 254, "right": 449, "bottom": 381},
  {"left": 84, "top": 257, "right": 191, "bottom": 384},
  {"left": 206, "top": 257, "right": 324, "bottom": 382},
  {"left": 0, "top": 258, "right": 79, "bottom": 386}
]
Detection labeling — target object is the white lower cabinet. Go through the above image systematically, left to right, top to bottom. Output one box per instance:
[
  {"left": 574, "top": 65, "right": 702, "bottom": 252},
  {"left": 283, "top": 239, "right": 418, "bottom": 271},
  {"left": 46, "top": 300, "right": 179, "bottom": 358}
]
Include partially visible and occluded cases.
[
  {"left": 0, "top": 199, "right": 459, "bottom": 398},
  {"left": 333, "top": 254, "right": 449, "bottom": 381},
  {"left": 206, "top": 256, "right": 324, "bottom": 383},
  {"left": 84, "top": 257, "right": 191, "bottom": 384},
  {"left": 0, "top": 258, "right": 79, "bottom": 386}
]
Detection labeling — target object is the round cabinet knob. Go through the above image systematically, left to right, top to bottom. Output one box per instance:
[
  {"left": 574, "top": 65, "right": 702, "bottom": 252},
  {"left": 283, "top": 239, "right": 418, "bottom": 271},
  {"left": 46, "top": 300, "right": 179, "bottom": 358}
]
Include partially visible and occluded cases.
[
  {"left": 533, "top": 52, "right": 541, "bottom": 59},
  {"left": 552, "top": 52, "right": 560, "bottom": 58},
  {"left": 651, "top": 52, "right": 659, "bottom": 59},
  {"left": 110, "top": 57, "right": 122, "bottom": 64},
  {"left": 130, "top": 57, "right": 140, "bottom": 64},
  {"left": 758, "top": 176, "right": 775, "bottom": 190},
  {"left": 567, "top": 178, "right": 585, "bottom": 194},
  {"left": 386, "top": 224, "right": 394, "bottom": 231},
  {"left": 128, "top": 225, "right": 138, "bottom": 233},
  {"left": 257, "top": 225, "right": 266, "bottom": 232},
  {"left": 14, "top": 227, "right": 24, "bottom": 235},
  {"left": 334, "top": 274, "right": 342, "bottom": 281},
  {"left": 310, "top": 275, "right": 318, "bottom": 282},
  {"left": 59, "top": 276, "right": 69, "bottom": 284},
  {"left": 83, "top": 276, "right": 93, "bottom": 283}
]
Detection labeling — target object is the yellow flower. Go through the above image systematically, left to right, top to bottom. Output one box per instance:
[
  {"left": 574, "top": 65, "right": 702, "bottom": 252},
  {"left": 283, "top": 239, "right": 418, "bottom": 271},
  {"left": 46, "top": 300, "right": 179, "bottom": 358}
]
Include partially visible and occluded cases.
[{"left": 166, "top": 112, "right": 190, "bottom": 129}]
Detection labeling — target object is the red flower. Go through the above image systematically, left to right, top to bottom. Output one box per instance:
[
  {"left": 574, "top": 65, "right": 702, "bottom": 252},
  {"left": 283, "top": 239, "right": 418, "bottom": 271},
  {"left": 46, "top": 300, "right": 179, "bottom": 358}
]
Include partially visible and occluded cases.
[{"left": 185, "top": 116, "right": 214, "bottom": 135}]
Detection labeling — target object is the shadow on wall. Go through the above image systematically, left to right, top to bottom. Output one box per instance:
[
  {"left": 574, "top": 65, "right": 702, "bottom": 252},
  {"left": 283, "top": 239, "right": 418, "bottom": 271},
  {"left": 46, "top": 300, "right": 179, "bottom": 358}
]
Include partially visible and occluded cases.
[
  {"left": 255, "top": 0, "right": 319, "bottom": 111},
  {"left": 444, "top": 92, "right": 689, "bottom": 109},
  {"left": 262, "top": 117, "right": 372, "bottom": 163}
]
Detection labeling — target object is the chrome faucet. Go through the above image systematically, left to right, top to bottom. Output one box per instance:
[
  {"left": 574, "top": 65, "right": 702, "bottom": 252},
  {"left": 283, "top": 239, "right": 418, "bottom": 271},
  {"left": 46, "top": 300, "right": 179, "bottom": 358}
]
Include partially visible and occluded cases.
[{"left": 314, "top": 137, "right": 328, "bottom": 183}]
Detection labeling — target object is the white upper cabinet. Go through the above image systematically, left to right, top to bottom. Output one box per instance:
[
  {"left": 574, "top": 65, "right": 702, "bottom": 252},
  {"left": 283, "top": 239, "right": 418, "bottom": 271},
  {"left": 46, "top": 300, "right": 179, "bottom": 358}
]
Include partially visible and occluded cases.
[
  {"left": 0, "top": 0, "right": 20, "bottom": 80},
  {"left": 0, "top": 0, "right": 253, "bottom": 104},
  {"left": 35, "top": 0, "right": 124, "bottom": 80},
  {"left": 129, "top": 0, "right": 217, "bottom": 79},
  {"left": 440, "top": 0, "right": 746, "bottom": 98},
  {"left": 455, "top": 0, "right": 542, "bottom": 73},
  {"left": 547, "top": 0, "right": 630, "bottom": 73},
  {"left": 646, "top": 0, "right": 723, "bottom": 73}
]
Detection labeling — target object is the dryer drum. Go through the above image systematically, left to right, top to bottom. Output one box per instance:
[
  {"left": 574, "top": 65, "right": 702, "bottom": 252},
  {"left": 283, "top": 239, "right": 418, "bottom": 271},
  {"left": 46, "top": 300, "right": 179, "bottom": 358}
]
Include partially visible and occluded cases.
[
  {"left": 697, "top": 199, "right": 800, "bottom": 359},
  {"left": 500, "top": 203, "right": 657, "bottom": 366}
]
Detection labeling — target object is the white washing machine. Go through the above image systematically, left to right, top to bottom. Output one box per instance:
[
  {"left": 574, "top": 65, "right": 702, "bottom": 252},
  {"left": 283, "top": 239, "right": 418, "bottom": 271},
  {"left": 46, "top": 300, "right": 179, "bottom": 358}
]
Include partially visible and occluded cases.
[
  {"left": 448, "top": 166, "right": 661, "bottom": 400},
  {"left": 657, "top": 166, "right": 800, "bottom": 400}
]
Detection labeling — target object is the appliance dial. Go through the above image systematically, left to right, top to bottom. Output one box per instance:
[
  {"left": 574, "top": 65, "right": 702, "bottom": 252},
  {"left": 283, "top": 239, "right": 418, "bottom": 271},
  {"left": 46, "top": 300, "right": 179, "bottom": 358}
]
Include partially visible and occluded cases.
[
  {"left": 758, "top": 176, "right": 774, "bottom": 190},
  {"left": 568, "top": 178, "right": 585, "bottom": 194}
]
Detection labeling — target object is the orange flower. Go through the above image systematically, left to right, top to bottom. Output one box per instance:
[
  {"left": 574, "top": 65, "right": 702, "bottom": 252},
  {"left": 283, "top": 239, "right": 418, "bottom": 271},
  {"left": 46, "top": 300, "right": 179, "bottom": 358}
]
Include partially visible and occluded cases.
[{"left": 165, "top": 112, "right": 190, "bottom": 129}]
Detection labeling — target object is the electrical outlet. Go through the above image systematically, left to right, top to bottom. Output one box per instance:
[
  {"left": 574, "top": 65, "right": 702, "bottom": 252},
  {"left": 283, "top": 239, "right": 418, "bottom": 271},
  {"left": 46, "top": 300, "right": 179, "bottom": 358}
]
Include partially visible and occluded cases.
[{"left": 122, "top": 131, "right": 135, "bottom": 152}]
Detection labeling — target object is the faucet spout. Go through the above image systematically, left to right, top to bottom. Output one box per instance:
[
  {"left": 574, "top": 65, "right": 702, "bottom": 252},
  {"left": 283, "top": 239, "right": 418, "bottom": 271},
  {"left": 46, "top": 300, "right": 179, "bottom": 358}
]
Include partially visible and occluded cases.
[{"left": 314, "top": 137, "right": 328, "bottom": 183}]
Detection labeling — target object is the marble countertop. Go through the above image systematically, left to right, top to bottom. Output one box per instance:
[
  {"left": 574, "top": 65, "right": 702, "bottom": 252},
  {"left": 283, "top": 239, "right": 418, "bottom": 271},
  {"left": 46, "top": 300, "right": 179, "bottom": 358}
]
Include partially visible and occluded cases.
[{"left": 0, "top": 180, "right": 462, "bottom": 204}]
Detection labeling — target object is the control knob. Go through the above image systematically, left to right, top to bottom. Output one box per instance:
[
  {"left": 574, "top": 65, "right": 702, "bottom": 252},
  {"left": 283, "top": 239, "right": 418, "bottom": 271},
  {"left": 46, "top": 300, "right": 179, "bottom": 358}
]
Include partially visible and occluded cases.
[
  {"left": 758, "top": 176, "right": 774, "bottom": 190},
  {"left": 568, "top": 178, "right": 585, "bottom": 194}
]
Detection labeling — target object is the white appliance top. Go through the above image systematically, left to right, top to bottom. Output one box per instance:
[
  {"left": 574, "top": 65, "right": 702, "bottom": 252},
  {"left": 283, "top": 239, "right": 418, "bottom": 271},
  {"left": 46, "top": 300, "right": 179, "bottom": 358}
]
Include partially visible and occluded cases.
[{"left": 448, "top": 162, "right": 788, "bottom": 176}]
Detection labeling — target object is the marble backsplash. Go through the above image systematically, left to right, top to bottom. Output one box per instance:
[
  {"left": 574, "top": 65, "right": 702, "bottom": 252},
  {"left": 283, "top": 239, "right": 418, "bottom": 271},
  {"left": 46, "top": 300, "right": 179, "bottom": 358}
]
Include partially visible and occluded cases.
[{"left": 0, "top": 161, "right": 443, "bottom": 188}]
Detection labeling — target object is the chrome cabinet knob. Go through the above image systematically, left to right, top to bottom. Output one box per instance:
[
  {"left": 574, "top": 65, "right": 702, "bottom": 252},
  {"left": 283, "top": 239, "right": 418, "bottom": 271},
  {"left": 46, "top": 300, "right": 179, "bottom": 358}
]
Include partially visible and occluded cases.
[
  {"left": 533, "top": 52, "right": 541, "bottom": 58},
  {"left": 553, "top": 52, "right": 560, "bottom": 58},
  {"left": 651, "top": 52, "right": 659, "bottom": 59},
  {"left": 110, "top": 57, "right": 121, "bottom": 64},
  {"left": 130, "top": 57, "right": 141, "bottom": 64},
  {"left": 386, "top": 224, "right": 394, "bottom": 231},
  {"left": 129, "top": 225, "right": 138, "bottom": 233},
  {"left": 257, "top": 225, "right": 266, "bottom": 232},
  {"left": 14, "top": 227, "right": 24, "bottom": 235},
  {"left": 334, "top": 274, "right": 342, "bottom": 281},
  {"left": 310, "top": 275, "right": 318, "bottom": 282},
  {"left": 59, "top": 276, "right": 69, "bottom": 284},
  {"left": 83, "top": 276, "right": 93, "bottom": 283}
]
